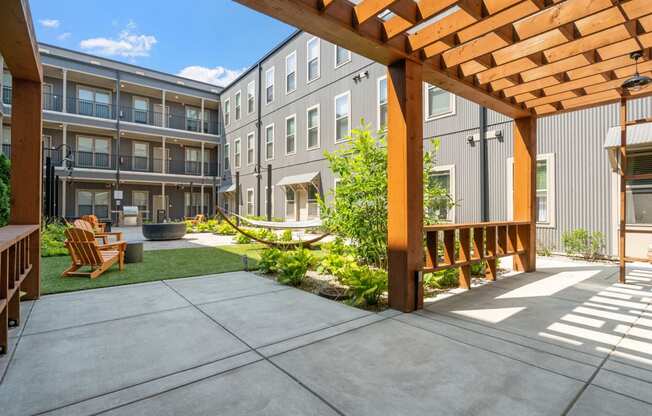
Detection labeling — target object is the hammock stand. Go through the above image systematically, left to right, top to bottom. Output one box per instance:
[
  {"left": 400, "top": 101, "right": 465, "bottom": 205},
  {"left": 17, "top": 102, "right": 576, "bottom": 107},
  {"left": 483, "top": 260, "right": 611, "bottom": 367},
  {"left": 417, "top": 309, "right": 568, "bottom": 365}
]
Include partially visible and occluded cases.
[{"left": 215, "top": 206, "right": 329, "bottom": 249}]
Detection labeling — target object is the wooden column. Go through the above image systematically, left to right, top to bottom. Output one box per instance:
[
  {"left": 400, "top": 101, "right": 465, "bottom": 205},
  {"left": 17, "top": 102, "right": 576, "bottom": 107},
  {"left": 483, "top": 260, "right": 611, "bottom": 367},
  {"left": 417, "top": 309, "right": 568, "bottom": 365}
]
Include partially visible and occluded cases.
[
  {"left": 387, "top": 59, "right": 423, "bottom": 312},
  {"left": 10, "top": 78, "right": 41, "bottom": 299},
  {"left": 619, "top": 98, "right": 627, "bottom": 283},
  {"left": 513, "top": 116, "right": 536, "bottom": 272}
]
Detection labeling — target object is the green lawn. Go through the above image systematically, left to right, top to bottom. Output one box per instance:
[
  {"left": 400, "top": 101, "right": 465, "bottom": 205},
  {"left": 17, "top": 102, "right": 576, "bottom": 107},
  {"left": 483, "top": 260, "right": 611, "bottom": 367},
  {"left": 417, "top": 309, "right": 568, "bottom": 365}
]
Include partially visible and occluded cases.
[{"left": 41, "top": 244, "right": 266, "bottom": 295}]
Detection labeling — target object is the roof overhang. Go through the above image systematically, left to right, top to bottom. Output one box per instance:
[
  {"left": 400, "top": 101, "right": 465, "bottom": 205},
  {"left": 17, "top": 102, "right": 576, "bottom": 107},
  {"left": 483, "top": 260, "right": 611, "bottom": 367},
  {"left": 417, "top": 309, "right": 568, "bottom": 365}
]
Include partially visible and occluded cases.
[
  {"left": 235, "top": 0, "right": 652, "bottom": 119},
  {"left": 604, "top": 122, "right": 652, "bottom": 149},
  {"left": 276, "top": 171, "right": 321, "bottom": 187},
  {"left": 219, "top": 183, "right": 237, "bottom": 193}
]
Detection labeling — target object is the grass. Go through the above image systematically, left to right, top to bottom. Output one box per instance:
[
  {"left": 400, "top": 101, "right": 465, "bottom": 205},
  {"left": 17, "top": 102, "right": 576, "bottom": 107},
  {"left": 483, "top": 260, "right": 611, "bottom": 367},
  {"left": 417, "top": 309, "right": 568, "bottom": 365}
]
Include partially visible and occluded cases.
[
  {"left": 41, "top": 243, "right": 328, "bottom": 295},
  {"left": 41, "top": 244, "right": 266, "bottom": 295}
]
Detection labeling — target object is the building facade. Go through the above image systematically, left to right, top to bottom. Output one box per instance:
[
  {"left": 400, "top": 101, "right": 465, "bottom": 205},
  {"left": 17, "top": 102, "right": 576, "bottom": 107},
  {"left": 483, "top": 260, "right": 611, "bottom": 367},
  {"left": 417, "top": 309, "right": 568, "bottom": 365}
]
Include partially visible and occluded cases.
[{"left": 1, "top": 31, "right": 650, "bottom": 258}]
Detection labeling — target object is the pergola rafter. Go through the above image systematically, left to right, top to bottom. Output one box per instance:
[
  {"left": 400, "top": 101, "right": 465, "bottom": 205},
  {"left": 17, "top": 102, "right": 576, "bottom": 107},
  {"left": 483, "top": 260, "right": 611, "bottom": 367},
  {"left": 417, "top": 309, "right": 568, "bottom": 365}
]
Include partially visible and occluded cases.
[{"left": 237, "top": 0, "right": 652, "bottom": 310}]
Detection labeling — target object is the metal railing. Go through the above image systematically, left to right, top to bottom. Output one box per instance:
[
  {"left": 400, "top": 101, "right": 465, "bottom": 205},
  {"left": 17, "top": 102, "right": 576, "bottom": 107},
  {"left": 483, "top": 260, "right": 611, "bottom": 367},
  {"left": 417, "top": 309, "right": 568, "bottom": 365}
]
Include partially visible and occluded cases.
[
  {"left": 42, "top": 92, "right": 63, "bottom": 111},
  {"left": 66, "top": 96, "right": 116, "bottom": 119},
  {"left": 119, "top": 105, "right": 221, "bottom": 135},
  {"left": 423, "top": 221, "right": 531, "bottom": 289}
]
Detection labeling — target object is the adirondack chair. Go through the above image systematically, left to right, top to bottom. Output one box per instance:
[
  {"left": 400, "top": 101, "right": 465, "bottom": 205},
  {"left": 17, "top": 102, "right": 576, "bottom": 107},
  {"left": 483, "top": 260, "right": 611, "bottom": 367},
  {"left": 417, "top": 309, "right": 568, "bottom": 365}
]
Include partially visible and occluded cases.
[
  {"left": 81, "top": 214, "right": 107, "bottom": 232},
  {"left": 184, "top": 214, "right": 206, "bottom": 225},
  {"left": 73, "top": 219, "right": 123, "bottom": 244},
  {"left": 62, "top": 228, "right": 126, "bottom": 279}
]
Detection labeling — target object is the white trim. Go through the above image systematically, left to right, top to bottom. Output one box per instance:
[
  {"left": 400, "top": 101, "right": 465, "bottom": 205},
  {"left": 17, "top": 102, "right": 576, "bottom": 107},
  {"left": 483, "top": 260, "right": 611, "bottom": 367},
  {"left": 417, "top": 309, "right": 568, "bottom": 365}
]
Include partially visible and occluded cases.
[
  {"left": 306, "top": 37, "right": 321, "bottom": 83},
  {"left": 334, "top": 45, "right": 351, "bottom": 68},
  {"left": 285, "top": 50, "right": 297, "bottom": 95},
  {"left": 265, "top": 67, "right": 275, "bottom": 105},
  {"left": 377, "top": 75, "right": 387, "bottom": 132},
  {"left": 246, "top": 80, "right": 255, "bottom": 114},
  {"left": 424, "top": 83, "right": 456, "bottom": 121},
  {"left": 234, "top": 90, "right": 242, "bottom": 121},
  {"left": 334, "top": 90, "right": 351, "bottom": 143},
  {"left": 224, "top": 97, "right": 231, "bottom": 126},
  {"left": 306, "top": 103, "right": 321, "bottom": 150},
  {"left": 285, "top": 113, "right": 297, "bottom": 156},
  {"left": 265, "top": 123, "right": 275, "bottom": 161},
  {"left": 246, "top": 131, "right": 255, "bottom": 166},
  {"left": 233, "top": 137, "right": 242, "bottom": 169},
  {"left": 223, "top": 142, "right": 230, "bottom": 171},
  {"left": 506, "top": 153, "right": 556, "bottom": 228},
  {"left": 431, "top": 164, "right": 456, "bottom": 223},
  {"left": 246, "top": 187, "right": 255, "bottom": 216}
]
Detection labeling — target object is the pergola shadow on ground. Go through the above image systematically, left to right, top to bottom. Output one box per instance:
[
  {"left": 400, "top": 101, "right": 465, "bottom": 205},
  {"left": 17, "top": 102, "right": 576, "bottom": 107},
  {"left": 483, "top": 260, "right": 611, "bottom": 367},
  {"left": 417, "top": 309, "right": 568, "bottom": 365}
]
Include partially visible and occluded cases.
[{"left": 1, "top": 259, "right": 651, "bottom": 415}]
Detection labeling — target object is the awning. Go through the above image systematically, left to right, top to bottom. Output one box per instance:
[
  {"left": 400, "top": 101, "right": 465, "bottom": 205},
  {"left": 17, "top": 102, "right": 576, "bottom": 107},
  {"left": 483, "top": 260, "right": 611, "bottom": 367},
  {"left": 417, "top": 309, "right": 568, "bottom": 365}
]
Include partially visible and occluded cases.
[
  {"left": 604, "top": 123, "right": 652, "bottom": 148},
  {"left": 276, "top": 171, "right": 320, "bottom": 187},
  {"left": 218, "top": 183, "right": 236, "bottom": 193}
]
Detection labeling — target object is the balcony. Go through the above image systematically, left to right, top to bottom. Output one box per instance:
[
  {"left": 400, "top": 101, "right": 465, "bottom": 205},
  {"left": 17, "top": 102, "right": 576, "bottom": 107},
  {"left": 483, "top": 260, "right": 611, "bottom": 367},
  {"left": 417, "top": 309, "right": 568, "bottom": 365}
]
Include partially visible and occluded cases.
[
  {"left": 66, "top": 96, "right": 116, "bottom": 120},
  {"left": 119, "top": 105, "right": 221, "bottom": 135},
  {"left": 120, "top": 155, "right": 217, "bottom": 176}
]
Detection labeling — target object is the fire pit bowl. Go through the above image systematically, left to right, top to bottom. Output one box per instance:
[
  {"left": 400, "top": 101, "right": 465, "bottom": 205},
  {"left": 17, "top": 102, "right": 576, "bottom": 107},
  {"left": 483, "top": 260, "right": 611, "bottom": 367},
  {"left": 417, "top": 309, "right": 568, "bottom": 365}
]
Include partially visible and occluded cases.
[{"left": 142, "top": 223, "right": 186, "bottom": 241}]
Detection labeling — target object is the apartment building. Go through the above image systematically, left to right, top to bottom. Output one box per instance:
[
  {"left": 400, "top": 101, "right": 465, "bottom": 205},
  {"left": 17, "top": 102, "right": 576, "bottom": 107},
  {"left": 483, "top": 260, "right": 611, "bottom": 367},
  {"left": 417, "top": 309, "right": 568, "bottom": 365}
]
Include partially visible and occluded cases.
[
  {"left": 220, "top": 30, "right": 652, "bottom": 259},
  {"left": 1, "top": 44, "right": 222, "bottom": 222}
]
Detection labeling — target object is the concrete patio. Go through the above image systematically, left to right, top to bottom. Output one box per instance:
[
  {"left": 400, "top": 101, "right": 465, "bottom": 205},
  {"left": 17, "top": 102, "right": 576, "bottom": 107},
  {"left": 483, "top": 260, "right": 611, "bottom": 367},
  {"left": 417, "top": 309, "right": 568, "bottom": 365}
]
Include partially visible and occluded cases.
[{"left": 1, "top": 259, "right": 651, "bottom": 415}]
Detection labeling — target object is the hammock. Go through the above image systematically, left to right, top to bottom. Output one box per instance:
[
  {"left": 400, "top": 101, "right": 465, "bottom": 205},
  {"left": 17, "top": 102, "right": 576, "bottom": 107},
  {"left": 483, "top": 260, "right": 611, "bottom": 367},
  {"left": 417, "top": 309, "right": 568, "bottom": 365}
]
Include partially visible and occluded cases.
[
  {"left": 215, "top": 206, "right": 329, "bottom": 248},
  {"left": 229, "top": 212, "right": 322, "bottom": 230}
]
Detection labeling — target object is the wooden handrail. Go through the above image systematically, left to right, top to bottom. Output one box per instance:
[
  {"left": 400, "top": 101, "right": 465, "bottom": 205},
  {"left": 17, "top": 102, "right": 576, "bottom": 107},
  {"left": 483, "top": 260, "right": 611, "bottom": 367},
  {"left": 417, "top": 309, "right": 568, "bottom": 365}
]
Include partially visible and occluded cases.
[{"left": 422, "top": 221, "right": 533, "bottom": 290}]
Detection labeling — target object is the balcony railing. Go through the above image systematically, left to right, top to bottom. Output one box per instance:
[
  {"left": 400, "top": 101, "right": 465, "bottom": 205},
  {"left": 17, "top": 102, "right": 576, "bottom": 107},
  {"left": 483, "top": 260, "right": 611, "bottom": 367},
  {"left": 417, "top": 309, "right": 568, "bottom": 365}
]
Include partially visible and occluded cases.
[
  {"left": 2, "top": 86, "right": 11, "bottom": 105},
  {"left": 42, "top": 92, "right": 63, "bottom": 111},
  {"left": 66, "top": 96, "right": 116, "bottom": 120},
  {"left": 118, "top": 105, "right": 221, "bottom": 135},
  {"left": 423, "top": 221, "right": 531, "bottom": 289}
]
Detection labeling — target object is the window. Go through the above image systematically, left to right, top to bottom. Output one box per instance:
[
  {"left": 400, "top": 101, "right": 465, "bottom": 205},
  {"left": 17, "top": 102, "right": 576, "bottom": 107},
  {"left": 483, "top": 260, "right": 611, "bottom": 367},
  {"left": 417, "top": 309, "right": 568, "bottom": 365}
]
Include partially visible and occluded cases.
[
  {"left": 307, "top": 37, "right": 320, "bottom": 82},
  {"left": 335, "top": 46, "right": 351, "bottom": 68},
  {"left": 286, "top": 51, "right": 297, "bottom": 94},
  {"left": 265, "top": 67, "right": 275, "bottom": 104},
  {"left": 2, "top": 71, "right": 11, "bottom": 104},
  {"left": 377, "top": 76, "right": 387, "bottom": 131},
  {"left": 247, "top": 81, "right": 255, "bottom": 114},
  {"left": 42, "top": 83, "right": 56, "bottom": 111},
  {"left": 425, "top": 84, "right": 455, "bottom": 120},
  {"left": 77, "top": 86, "right": 112, "bottom": 119},
  {"left": 235, "top": 91, "right": 241, "bottom": 121},
  {"left": 334, "top": 91, "right": 351, "bottom": 143},
  {"left": 133, "top": 96, "right": 149, "bottom": 124},
  {"left": 224, "top": 98, "right": 230, "bottom": 126},
  {"left": 307, "top": 105, "right": 320, "bottom": 149},
  {"left": 186, "top": 106, "right": 201, "bottom": 132},
  {"left": 285, "top": 115, "right": 296, "bottom": 155},
  {"left": 265, "top": 124, "right": 274, "bottom": 160},
  {"left": 1, "top": 126, "right": 9, "bottom": 158},
  {"left": 246, "top": 132, "right": 255, "bottom": 166},
  {"left": 77, "top": 136, "right": 110, "bottom": 168},
  {"left": 234, "top": 138, "right": 241, "bottom": 169},
  {"left": 132, "top": 142, "right": 149, "bottom": 171},
  {"left": 224, "top": 143, "right": 230, "bottom": 171},
  {"left": 185, "top": 147, "right": 201, "bottom": 175},
  {"left": 626, "top": 152, "right": 652, "bottom": 225},
  {"left": 507, "top": 154, "right": 555, "bottom": 226},
  {"left": 428, "top": 166, "right": 455, "bottom": 222},
  {"left": 307, "top": 184, "right": 320, "bottom": 219},
  {"left": 285, "top": 187, "right": 295, "bottom": 219},
  {"left": 246, "top": 188, "right": 255, "bottom": 216},
  {"left": 77, "top": 190, "right": 110, "bottom": 219},
  {"left": 132, "top": 191, "right": 149, "bottom": 218},
  {"left": 184, "top": 192, "right": 206, "bottom": 217}
]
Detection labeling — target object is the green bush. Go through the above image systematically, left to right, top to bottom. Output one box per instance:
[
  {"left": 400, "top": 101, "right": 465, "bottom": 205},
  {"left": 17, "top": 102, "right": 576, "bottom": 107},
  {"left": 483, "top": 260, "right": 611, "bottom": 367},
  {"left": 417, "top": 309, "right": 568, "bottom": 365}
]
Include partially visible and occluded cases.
[
  {"left": 41, "top": 221, "right": 70, "bottom": 257},
  {"left": 215, "top": 221, "right": 237, "bottom": 235},
  {"left": 280, "top": 229, "right": 293, "bottom": 242},
  {"left": 562, "top": 229, "right": 604, "bottom": 260},
  {"left": 235, "top": 233, "right": 252, "bottom": 244},
  {"left": 258, "top": 248, "right": 282, "bottom": 274},
  {"left": 277, "top": 248, "right": 314, "bottom": 286},
  {"left": 317, "top": 252, "right": 356, "bottom": 277},
  {"left": 339, "top": 263, "right": 387, "bottom": 306},
  {"left": 424, "top": 268, "right": 459, "bottom": 289}
]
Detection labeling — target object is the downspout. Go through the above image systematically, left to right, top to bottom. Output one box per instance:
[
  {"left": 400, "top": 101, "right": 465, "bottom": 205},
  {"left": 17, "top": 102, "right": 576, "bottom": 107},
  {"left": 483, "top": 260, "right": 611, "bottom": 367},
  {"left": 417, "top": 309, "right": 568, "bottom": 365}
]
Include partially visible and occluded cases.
[
  {"left": 256, "top": 62, "right": 263, "bottom": 216},
  {"left": 115, "top": 70, "right": 121, "bottom": 224},
  {"left": 479, "top": 106, "right": 489, "bottom": 222}
]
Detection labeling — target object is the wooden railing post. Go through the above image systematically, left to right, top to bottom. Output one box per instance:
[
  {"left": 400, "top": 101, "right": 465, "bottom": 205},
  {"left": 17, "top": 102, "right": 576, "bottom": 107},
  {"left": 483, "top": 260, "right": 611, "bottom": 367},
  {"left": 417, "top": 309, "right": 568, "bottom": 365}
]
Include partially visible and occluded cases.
[
  {"left": 387, "top": 59, "right": 423, "bottom": 312},
  {"left": 513, "top": 116, "right": 536, "bottom": 272},
  {"left": 485, "top": 226, "right": 497, "bottom": 281},
  {"left": 459, "top": 228, "right": 471, "bottom": 289}
]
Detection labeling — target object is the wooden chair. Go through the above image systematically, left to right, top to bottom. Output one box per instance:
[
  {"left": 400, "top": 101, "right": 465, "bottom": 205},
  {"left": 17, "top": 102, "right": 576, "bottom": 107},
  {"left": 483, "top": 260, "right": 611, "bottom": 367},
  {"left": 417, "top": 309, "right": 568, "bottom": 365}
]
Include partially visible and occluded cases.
[
  {"left": 81, "top": 214, "right": 107, "bottom": 233},
  {"left": 184, "top": 214, "right": 206, "bottom": 225},
  {"left": 74, "top": 219, "right": 123, "bottom": 244},
  {"left": 62, "top": 228, "right": 126, "bottom": 279}
]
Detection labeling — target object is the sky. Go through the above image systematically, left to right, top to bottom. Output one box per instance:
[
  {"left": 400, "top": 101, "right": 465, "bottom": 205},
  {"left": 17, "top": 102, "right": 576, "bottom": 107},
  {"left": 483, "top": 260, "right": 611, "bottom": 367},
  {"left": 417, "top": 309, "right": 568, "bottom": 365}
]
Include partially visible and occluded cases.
[{"left": 30, "top": 0, "right": 296, "bottom": 86}]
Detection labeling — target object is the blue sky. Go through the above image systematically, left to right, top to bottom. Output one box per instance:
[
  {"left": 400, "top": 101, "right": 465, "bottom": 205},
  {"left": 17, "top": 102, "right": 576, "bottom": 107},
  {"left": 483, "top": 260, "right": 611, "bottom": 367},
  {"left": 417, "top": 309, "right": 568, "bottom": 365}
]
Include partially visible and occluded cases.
[{"left": 30, "top": 0, "right": 295, "bottom": 86}]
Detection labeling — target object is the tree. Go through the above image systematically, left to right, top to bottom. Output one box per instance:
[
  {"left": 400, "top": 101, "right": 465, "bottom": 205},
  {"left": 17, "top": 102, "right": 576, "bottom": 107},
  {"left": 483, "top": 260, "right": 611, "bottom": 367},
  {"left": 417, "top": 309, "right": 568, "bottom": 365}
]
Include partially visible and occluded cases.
[
  {"left": 320, "top": 122, "right": 453, "bottom": 269},
  {"left": 0, "top": 155, "right": 10, "bottom": 226}
]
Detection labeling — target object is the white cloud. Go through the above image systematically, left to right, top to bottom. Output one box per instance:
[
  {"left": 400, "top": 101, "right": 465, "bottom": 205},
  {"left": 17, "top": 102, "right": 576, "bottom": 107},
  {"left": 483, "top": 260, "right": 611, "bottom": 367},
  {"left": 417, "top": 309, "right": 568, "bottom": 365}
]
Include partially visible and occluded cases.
[
  {"left": 40, "top": 19, "right": 60, "bottom": 29},
  {"left": 79, "top": 21, "right": 156, "bottom": 58},
  {"left": 57, "top": 32, "right": 71, "bottom": 41},
  {"left": 177, "top": 65, "right": 245, "bottom": 87}
]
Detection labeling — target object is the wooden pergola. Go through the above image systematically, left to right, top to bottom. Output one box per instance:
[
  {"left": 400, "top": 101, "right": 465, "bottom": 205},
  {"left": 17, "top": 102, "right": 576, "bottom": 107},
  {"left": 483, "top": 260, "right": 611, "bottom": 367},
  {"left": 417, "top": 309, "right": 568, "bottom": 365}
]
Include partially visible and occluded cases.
[
  {"left": 0, "top": 0, "right": 42, "bottom": 353},
  {"left": 236, "top": 0, "right": 652, "bottom": 312}
]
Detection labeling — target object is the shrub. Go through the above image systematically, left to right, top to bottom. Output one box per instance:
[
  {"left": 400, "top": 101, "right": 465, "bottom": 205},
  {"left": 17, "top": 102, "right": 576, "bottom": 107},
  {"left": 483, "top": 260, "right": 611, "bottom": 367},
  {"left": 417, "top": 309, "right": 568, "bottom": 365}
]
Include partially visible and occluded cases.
[
  {"left": 41, "top": 220, "right": 70, "bottom": 257},
  {"left": 215, "top": 221, "right": 237, "bottom": 235},
  {"left": 280, "top": 229, "right": 293, "bottom": 242},
  {"left": 562, "top": 229, "right": 604, "bottom": 260},
  {"left": 235, "top": 233, "right": 252, "bottom": 244},
  {"left": 258, "top": 247, "right": 282, "bottom": 274},
  {"left": 277, "top": 248, "right": 314, "bottom": 286},
  {"left": 317, "top": 252, "right": 356, "bottom": 277},
  {"left": 339, "top": 264, "right": 387, "bottom": 306},
  {"left": 424, "top": 268, "right": 459, "bottom": 289}
]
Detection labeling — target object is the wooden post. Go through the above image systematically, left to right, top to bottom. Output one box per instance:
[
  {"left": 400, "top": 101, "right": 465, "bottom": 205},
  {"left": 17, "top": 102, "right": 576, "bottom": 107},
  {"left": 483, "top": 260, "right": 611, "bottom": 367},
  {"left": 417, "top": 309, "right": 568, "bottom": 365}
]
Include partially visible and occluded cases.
[
  {"left": 387, "top": 59, "right": 423, "bottom": 312},
  {"left": 10, "top": 78, "right": 41, "bottom": 300},
  {"left": 619, "top": 98, "right": 627, "bottom": 283},
  {"left": 513, "top": 116, "right": 536, "bottom": 272},
  {"left": 459, "top": 228, "right": 471, "bottom": 289}
]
